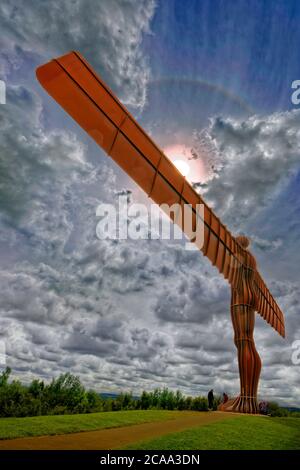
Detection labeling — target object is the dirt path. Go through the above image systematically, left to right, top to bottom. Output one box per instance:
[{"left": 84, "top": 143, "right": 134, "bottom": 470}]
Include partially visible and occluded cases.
[{"left": 0, "top": 411, "right": 235, "bottom": 450}]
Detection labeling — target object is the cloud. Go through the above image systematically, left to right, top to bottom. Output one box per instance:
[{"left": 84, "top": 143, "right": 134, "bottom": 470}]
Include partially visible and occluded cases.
[
  {"left": 0, "top": 0, "right": 156, "bottom": 108},
  {"left": 0, "top": 84, "right": 89, "bottom": 228},
  {"left": 200, "top": 110, "right": 300, "bottom": 229},
  {"left": 250, "top": 235, "right": 282, "bottom": 252},
  {"left": 154, "top": 272, "right": 229, "bottom": 324},
  {"left": 61, "top": 332, "right": 118, "bottom": 357}
]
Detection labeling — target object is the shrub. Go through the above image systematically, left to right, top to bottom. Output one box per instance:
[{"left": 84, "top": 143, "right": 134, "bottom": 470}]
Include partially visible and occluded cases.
[
  {"left": 191, "top": 396, "right": 208, "bottom": 411},
  {"left": 267, "top": 402, "right": 289, "bottom": 417}
]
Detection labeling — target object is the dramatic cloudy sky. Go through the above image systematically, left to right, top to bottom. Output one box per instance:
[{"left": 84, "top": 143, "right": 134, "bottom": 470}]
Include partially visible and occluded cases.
[{"left": 0, "top": 0, "right": 299, "bottom": 406}]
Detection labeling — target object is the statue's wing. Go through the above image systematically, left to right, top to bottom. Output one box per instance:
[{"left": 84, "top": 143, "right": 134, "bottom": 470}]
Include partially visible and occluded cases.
[
  {"left": 36, "top": 51, "right": 285, "bottom": 338},
  {"left": 254, "top": 271, "right": 285, "bottom": 337}
]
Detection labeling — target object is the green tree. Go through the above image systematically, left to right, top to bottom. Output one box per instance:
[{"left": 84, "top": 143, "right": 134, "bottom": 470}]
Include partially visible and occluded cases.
[
  {"left": 0, "top": 366, "right": 11, "bottom": 387},
  {"left": 46, "top": 372, "right": 86, "bottom": 412},
  {"left": 86, "top": 390, "right": 103, "bottom": 412},
  {"left": 140, "top": 391, "right": 150, "bottom": 409},
  {"left": 191, "top": 396, "right": 208, "bottom": 411},
  {"left": 267, "top": 401, "right": 289, "bottom": 417}
]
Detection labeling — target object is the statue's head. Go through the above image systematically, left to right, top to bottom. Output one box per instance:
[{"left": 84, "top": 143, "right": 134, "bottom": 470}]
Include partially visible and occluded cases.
[{"left": 236, "top": 235, "right": 250, "bottom": 249}]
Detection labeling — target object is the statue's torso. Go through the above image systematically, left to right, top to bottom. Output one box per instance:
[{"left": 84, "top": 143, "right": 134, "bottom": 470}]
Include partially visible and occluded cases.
[{"left": 231, "top": 249, "right": 258, "bottom": 308}]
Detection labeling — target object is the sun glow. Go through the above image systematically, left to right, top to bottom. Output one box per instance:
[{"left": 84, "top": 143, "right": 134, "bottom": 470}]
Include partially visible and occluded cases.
[
  {"left": 163, "top": 143, "right": 207, "bottom": 183},
  {"left": 173, "top": 159, "right": 190, "bottom": 177}
]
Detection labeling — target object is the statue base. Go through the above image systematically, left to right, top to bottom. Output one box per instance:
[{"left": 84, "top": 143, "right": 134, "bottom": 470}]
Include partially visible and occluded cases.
[{"left": 218, "top": 395, "right": 260, "bottom": 414}]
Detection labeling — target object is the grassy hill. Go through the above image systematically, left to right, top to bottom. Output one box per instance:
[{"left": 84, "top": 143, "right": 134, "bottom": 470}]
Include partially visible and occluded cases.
[
  {"left": 0, "top": 410, "right": 177, "bottom": 440},
  {"left": 0, "top": 410, "right": 299, "bottom": 450},
  {"left": 125, "top": 415, "right": 300, "bottom": 450}
]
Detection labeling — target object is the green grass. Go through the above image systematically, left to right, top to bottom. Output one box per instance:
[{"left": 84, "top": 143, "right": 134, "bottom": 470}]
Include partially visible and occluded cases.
[
  {"left": 0, "top": 410, "right": 179, "bottom": 440},
  {"left": 125, "top": 416, "right": 300, "bottom": 450}
]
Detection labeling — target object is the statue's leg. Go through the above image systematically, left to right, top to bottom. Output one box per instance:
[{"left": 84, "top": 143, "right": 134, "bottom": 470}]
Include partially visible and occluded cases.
[{"left": 220, "top": 305, "right": 261, "bottom": 414}]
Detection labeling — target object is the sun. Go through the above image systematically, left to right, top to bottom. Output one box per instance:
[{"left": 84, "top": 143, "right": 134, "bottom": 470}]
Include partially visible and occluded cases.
[
  {"left": 163, "top": 143, "right": 207, "bottom": 183},
  {"left": 173, "top": 159, "right": 190, "bottom": 177}
]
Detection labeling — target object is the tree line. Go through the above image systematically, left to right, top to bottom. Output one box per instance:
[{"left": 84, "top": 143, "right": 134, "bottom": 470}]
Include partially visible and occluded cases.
[
  {"left": 0, "top": 367, "right": 297, "bottom": 418},
  {"left": 0, "top": 367, "right": 219, "bottom": 417}
]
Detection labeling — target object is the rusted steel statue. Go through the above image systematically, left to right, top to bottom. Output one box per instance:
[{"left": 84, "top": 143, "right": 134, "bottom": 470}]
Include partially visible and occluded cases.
[
  {"left": 36, "top": 52, "right": 285, "bottom": 414},
  {"left": 219, "top": 235, "right": 262, "bottom": 414}
]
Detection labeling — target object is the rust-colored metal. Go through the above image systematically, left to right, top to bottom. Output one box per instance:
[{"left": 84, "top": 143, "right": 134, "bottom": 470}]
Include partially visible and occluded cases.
[
  {"left": 36, "top": 52, "right": 285, "bottom": 414},
  {"left": 219, "top": 236, "right": 262, "bottom": 413}
]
